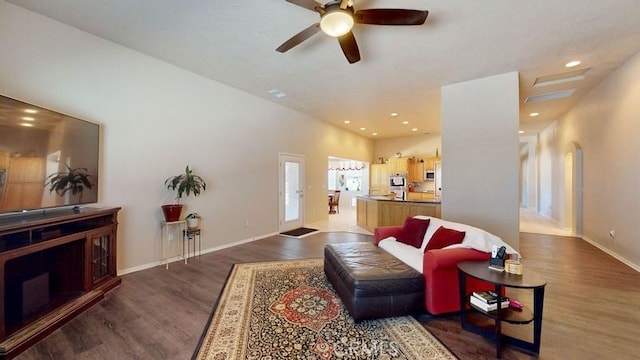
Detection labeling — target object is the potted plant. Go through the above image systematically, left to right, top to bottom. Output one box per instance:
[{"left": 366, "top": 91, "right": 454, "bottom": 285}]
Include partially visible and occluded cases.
[
  {"left": 44, "top": 165, "right": 94, "bottom": 203},
  {"left": 162, "top": 165, "right": 207, "bottom": 222},
  {"left": 185, "top": 213, "right": 201, "bottom": 229}
]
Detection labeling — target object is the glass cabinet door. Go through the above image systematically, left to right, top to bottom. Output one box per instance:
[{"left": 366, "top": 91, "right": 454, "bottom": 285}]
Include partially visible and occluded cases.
[{"left": 90, "top": 230, "right": 112, "bottom": 284}]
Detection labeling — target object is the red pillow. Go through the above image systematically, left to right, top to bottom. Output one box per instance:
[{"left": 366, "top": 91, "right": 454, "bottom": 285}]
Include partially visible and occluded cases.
[
  {"left": 396, "top": 217, "right": 430, "bottom": 248},
  {"left": 424, "top": 226, "right": 466, "bottom": 251}
]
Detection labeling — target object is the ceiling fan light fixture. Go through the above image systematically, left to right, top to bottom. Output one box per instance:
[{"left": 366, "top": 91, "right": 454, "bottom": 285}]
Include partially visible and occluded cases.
[{"left": 320, "top": 8, "right": 354, "bottom": 37}]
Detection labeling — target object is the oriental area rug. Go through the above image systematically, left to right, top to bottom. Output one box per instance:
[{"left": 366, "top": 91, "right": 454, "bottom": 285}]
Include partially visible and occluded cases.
[{"left": 192, "top": 258, "right": 456, "bottom": 360}]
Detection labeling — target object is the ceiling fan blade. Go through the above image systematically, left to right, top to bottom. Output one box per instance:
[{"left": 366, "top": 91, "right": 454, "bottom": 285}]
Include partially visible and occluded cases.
[
  {"left": 285, "top": 0, "right": 323, "bottom": 12},
  {"left": 354, "top": 9, "right": 428, "bottom": 25},
  {"left": 276, "top": 23, "right": 321, "bottom": 53},
  {"left": 337, "top": 31, "right": 360, "bottom": 64}
]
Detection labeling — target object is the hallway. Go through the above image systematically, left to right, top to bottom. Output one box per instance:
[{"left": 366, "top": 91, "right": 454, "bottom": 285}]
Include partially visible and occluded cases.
[{"left": 519, "top": 207, "right": 572, "bottom": 236}]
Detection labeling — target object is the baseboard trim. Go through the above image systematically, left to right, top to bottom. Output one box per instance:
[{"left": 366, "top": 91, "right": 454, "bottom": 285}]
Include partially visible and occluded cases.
[
  {"left": 118, "top": 231, "right": 278, "bottom": 276},
  {"left": 198, "top": 232, "right": 278, "bottom": 256},
  {"left": 581, "top": 235, "right": 640, "bottom": 273}
]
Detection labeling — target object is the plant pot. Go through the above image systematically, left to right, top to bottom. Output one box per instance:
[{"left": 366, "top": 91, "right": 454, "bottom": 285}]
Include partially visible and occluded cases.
[
  {"left": 161, "top": 204, "right": 183, "bottom": 222},
  {"left": 186, "top": 218, "right": 200, "bottom": 229}
]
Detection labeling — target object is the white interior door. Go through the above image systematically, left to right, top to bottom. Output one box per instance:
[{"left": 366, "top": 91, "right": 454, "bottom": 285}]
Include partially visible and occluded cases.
[{"left": 279, "top": 153, "right": 304, "bottom": 232}]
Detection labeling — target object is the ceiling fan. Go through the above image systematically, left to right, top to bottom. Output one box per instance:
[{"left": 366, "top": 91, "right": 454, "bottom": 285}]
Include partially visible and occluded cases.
[{"left": 276, "top": 0, "right": 428, "bottom": 64}]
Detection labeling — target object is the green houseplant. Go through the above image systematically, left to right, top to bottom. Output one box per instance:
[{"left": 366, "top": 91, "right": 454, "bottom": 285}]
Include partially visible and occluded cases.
[
  {"left": 44, "top": 165, "right": 94, "bottom": 203},
  {"left": 162, "top": 165, "right": 207, "bottom": 222}
]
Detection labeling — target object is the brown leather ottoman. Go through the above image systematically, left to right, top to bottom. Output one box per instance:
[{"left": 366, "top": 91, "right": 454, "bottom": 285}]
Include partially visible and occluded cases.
[{"left": 324, "top": 242, "right": 424, "bottom": 321}]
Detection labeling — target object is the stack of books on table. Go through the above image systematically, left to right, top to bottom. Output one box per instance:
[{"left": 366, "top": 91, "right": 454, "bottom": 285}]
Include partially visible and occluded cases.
[{"left": 470, "top": 291, "right": 510, "bottom": 312}]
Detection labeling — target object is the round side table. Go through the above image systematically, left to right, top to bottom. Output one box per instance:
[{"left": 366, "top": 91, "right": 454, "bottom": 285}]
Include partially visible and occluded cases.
[{"left": 457, "top": 260, "right": 546, "bottom": 358}]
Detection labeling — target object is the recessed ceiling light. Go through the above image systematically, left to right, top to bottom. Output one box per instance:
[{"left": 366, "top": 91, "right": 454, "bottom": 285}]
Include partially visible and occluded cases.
[
  {"left": 565, "top": 60, "right": 581, "bottom": 68},
  {"left": 267, "top": 89, "right": 286, "bottom": 98},
  {"left": 24, "top": 109, "right": 38, "bottom": 114},
  {"left": 390, "top": 112, "right": 398, "bottom": 117},
  {"left": 529, "top": 112, "right": 539, "bottom": 117},
  {"left": 22, "top": 117, "right": 35, "bottom": 121},
  {"left": 344, "top": 120, "right": 350, "bottom": 124},
  {"left": 402, "top": 121, "right": 409, "bottom": 125},
  {"left": 20, "top": 123, "right": 34, "bottom": 127},
  {"left": 360, "top": 127, "right": 366, "bottom": 131},
  {"left": 411, "top": 128, "right": 418, "bottom": 132},
  {"left": 519, "top": 130, "right": 525, "bottom": 134},
  {"left": 372, "top": 132, "right": 378, "bottom": 136}
]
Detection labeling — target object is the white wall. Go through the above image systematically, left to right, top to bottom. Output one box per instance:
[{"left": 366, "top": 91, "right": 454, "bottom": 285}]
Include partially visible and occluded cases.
[
  {"left": 0, "top": 2, "right": 374, "bottom": 272},
  {"left": 543, "top": 50, "right": 640, "bottom": 268},
  {"left": 441, "top": 72, "right": 520, "bottom": 249},
  {"left": 538, "top": 124, "right": 557, "bottom": 219},
  {"left": 374, "top": 134, "right": 441, "bottom": 162},
  {"left": 519, "top": 136, "right": 538, "bottom": 209}
]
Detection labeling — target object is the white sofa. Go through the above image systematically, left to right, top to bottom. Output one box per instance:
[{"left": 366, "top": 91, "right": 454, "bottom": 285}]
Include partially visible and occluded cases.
[{"left": 373, "top": 215, "right": 519, "bottom": 314}]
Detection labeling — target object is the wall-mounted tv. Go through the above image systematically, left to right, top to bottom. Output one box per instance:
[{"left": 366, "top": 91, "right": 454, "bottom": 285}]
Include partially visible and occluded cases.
[{"left": 0, "top": 94, "right": 99, "bottom": 215}]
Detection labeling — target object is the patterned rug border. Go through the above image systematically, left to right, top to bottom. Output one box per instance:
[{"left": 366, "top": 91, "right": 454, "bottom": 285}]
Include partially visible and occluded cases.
[
  {"left": 192, "top": 258, "right": 457, "bottom": 360},
  {"left": 191, "top": 261, "right": 234, "bottom": 360}
]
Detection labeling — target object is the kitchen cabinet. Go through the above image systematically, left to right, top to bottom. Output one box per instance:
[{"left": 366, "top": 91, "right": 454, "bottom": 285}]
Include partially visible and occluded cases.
[
  {"left": 0, "top": 151, "right": 8, "bottom": 168},
  {"left": 424, "top": 156, "right": 441, "bottom": 171},
  {"left": 1, "top": 157, "right": 45, "bottom": 210},
  {"left": 388, "top": 158, "right": 410, "bottom": 174},
  {"left": 408, "top": 162, "right": 425, "bottom": 182},
  {"left": 369, "top": 163, "right": 389, "bottom": 195},
  {"left": 407, "top": 192, "right": 438, "bottom": 201},
  {"left": 357, "top": 196, "right": 441, "bottom": 232},
  {"left": 356, "top": 198, "right": 379, "bottom": 232},
  {"left": 378, "top": 201, "right": 440, "bottom": 226},
  {"left": 379, "top": 201, "right": 409, "bottom": 226}
]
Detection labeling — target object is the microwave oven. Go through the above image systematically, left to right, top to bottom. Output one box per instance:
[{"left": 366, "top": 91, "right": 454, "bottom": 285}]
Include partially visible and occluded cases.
[{"left": 425, "top": 171, "right": 435, "bottom": 180}]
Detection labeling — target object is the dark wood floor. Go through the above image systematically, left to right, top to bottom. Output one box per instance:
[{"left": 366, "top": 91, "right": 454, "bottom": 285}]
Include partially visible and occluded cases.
[{"left": 15, "top": 231, "right": 640, "bottom": 359}]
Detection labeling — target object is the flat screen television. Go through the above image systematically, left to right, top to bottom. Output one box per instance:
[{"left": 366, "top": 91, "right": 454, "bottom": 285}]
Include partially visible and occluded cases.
[{"left": 0, "top": 94, "right": 99, "bottom": 215}]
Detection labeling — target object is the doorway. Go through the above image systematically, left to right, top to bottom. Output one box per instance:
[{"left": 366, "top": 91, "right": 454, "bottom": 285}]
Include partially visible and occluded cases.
[
  {"left": 564, "top": 143, "right": 583, "bottom": 236},
  {"left": 564, "top": 152, "right": 574, "bottom": 232},
  {"left": 278, "top": 153, "right": 305, "bottom": 232},
  {"left": 327, "top": 157, "right": 369, "bottom": 212}
]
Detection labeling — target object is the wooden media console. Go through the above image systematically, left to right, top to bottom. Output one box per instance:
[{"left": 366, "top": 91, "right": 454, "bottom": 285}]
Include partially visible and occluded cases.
[{"left": 0, "top": 207, "right": 121, "bottom": 358}]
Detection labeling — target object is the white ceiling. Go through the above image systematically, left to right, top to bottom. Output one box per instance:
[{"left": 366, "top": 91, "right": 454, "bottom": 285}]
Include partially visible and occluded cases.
[{"left": 6, "top": 0, "right": 640, "bottom": 139}]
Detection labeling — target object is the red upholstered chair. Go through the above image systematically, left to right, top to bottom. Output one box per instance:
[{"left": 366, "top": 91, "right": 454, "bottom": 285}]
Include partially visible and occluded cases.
[{"left": 374, "top": 225, "right": 494, "bottom": 315}]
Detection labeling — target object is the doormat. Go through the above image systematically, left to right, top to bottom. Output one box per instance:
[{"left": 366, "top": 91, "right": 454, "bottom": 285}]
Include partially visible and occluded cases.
[
  {"left": 279, "top": 227, "right": 318, "bottom": 237},
  {"left": 192, "top": 259, "right": 456, "bottom": 359}
]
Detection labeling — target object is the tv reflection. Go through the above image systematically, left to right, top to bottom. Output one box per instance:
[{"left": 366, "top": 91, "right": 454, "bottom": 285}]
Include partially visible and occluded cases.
[{"left": 0, "top": 94, "right": 99, "bottom": 214}]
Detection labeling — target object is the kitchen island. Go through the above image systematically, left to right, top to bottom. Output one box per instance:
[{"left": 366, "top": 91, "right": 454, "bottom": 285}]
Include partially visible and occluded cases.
[{"left": 356, "top": 195, "right": 441, "bottom": 232}]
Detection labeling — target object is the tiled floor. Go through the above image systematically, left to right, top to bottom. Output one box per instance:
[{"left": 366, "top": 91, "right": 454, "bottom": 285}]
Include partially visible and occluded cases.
[
  {"left": 307, "top": 203, "right": 571, "bottom": 237},
  {"left": 306, "top": 204, "right": 371, "bottom": 235},
  {"left": 519, "top": 207, "right": 572, "bottom": 236}
]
